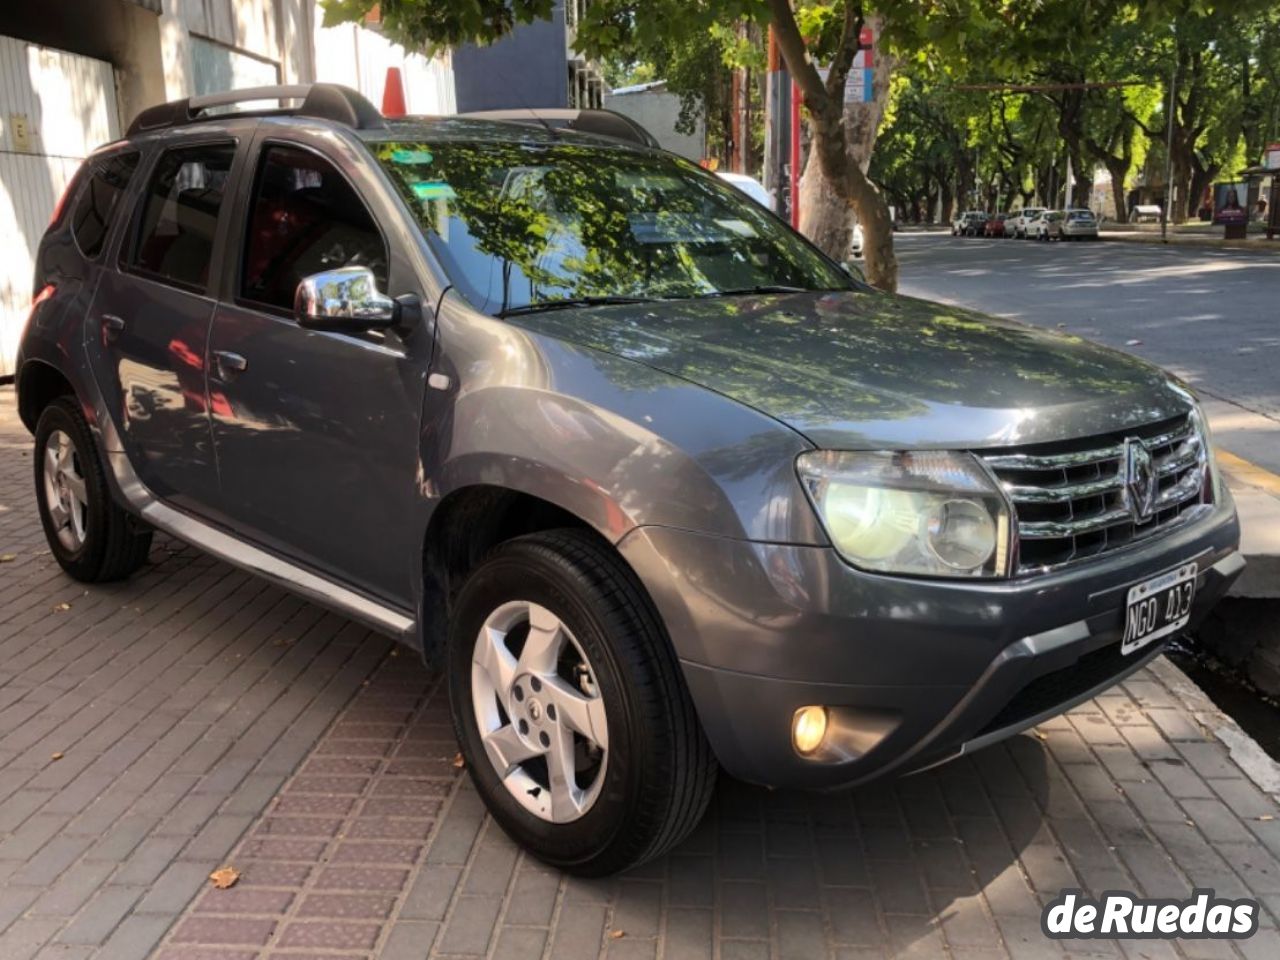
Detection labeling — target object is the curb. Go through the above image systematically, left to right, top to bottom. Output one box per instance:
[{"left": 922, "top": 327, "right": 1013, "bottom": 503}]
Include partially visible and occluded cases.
[{"left": 1100, "top": 232, "right": 1280, "bottom": 253}]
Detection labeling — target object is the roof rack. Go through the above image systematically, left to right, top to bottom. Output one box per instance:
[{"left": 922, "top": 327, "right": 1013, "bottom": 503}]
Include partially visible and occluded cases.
[{"left": 126, "top": 84, "right": 385, "bottom": 136}]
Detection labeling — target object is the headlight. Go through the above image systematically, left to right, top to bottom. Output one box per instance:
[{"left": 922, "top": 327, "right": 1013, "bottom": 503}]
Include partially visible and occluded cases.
[
  {"left": 1186, "top": 403, "right": 1219, "bottom": 504},
  {"left": 796, "top": 450, "right": 1012, "bottom": 577}
]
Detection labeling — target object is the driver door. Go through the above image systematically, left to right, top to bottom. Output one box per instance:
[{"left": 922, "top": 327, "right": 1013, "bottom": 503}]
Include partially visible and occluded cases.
[{"left": 205, "top": 136, "right": 430, "bottom": 607}]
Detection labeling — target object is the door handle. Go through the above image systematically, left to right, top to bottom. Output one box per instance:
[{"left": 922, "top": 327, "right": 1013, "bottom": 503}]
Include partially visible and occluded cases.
[
  {"left": 101, "top": 314, "right": 125, "bottom": 342},
  {"left": 213, "top": 350, "right": 248, "bottom": 378}
]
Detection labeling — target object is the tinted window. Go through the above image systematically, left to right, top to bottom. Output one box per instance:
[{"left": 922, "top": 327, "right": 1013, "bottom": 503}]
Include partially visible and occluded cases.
[
  {"left": 376, "top": 140, "right": 849, "bottom": 315},
  {"left": 129, "top": 143, "right": 236, "bottom": 289},
  {"left": 241, "top": 145, "right": 388, "bottom": 311},
  {"left": 71, "top": 152, "right": 140, "bottom": 258}
]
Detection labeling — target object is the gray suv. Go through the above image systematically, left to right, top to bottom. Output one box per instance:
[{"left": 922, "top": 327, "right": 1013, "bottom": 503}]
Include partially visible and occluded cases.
[{"left": 16, "top": 85, "right": 1242, "bottom": 875}]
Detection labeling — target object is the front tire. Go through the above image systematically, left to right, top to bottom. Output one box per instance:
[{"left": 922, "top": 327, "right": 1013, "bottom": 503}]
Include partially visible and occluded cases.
[
  {"left": 33, "top": 398, "right": 152, "bottom": 582},
  {"left": 448, "top": 530, "right": 716, "bottom": 875}
]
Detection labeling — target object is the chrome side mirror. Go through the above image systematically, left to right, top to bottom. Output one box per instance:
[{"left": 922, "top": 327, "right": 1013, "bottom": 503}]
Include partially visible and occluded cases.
[{"left": 294, "top": 266, "right": 397, "bottom": 331}]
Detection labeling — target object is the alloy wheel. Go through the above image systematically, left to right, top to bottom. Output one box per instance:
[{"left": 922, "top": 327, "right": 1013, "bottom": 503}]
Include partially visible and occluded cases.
[
  {"left": 43, "top": 429, "right": 88, "bottom": 551},
  {"left": 470, "top": 600, "right": 609, "bottom": 823}
]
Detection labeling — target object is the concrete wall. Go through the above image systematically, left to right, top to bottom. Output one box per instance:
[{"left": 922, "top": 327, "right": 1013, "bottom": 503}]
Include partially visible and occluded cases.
[
  {"left": 453, "top": 3, "right": 568, "bottom": 111},
  {"left": 605, "top": 87, "right": 705, "bottom": 161}
]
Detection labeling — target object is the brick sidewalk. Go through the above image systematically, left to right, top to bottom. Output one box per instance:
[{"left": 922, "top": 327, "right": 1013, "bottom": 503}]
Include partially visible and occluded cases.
[{"left": 4, "top": 385, "right": 1280, "bottom": 959}]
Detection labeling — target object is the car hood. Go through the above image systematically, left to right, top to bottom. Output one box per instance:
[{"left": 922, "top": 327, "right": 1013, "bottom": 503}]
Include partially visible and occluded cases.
[{"left": 509, "top": 290, "right": 1192, "bottom": 450}]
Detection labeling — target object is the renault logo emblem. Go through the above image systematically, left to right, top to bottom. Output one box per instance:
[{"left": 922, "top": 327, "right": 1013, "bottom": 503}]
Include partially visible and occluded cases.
[{"left": 1123, "top": 438, "right": 1157, "bottom": 522}]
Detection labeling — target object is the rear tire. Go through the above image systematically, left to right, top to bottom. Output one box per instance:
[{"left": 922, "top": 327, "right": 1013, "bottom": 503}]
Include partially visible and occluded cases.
[
  {"left": 33, "top": 398, "right": 152, "bottom": 583},
  {"left": 448, "top": 529, "right": 717, "bottom": 876}
]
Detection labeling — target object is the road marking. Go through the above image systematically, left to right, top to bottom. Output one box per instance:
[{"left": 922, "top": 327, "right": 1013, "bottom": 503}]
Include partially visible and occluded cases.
[{"left": 1216, "top": 448, "right": 1280, "bottom": 498}]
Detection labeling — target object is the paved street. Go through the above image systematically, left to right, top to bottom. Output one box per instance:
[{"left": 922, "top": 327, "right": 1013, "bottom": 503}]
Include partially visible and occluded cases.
[
  {"left": 897, "top": 235, "right": 1280, "bottom": 475},
  {"left": 3, "top": 378, "right": 1280, "bottom": 959}
]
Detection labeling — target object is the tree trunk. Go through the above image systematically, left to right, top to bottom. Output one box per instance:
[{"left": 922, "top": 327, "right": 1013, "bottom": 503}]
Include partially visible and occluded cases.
[
  {"left": 794, "top": 13, "right": 897, "bottom": 289},
  {"left": 1105, "top": 158, "right": 1129, "bottom": 222}
]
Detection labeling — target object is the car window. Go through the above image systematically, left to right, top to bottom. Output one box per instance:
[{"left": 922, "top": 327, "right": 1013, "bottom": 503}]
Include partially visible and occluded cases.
[
  {"left": 375, "top": 139, "right": 850, "bottom": 315},
  {"left": 128, "top": 142, "right": 236, "bottom": 290},
  {"left": 241, "top": 144, "right": 388, "bottom": 312},
  {"left": 71, "top": 151, "right": 140, "bottom": 259}
]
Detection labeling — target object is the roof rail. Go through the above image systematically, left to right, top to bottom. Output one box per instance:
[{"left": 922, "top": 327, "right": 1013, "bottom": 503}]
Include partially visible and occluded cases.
[
  {"left": 126, "top": 84, "right": 385, "bottom": 136},
  {"left": 459, "top": 108, "right": 663, "bottom": 150}
]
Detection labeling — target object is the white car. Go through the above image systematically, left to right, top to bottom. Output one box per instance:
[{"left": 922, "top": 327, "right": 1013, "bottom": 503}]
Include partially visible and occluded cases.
[
  {"left": 716, "top": 171, "right": 772, "bottom": 210},
  {"left": 1008, "top": 207, "right": 1045, "bottom": 238},
  {"left": 1061, "top": 208, "right": 1099, "bottom": 240},
  {"left": 1027, "top": 210, "right": 1064, "bottom": 240},
  {"left": 851, "top": 222, "right": 863, "bottom": 258}
]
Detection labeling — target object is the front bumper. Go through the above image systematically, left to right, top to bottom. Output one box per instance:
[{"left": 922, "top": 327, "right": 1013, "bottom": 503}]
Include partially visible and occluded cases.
[{"left": 618, "top": 496, "right": 1241, "bottom": 789}]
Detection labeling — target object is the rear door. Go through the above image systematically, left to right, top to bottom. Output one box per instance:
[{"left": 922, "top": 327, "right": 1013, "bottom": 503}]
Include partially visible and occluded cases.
[
  {"left": 204, "top": 131, "right": 433, "bottom": 607},
  {"left": 86, "top": 135, "right": 248, "bottom": 507}
]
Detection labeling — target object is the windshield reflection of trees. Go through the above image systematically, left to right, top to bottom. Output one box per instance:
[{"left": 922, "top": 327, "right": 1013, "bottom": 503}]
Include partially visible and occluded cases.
[{"left": 375, "top": 140, "right": 847, "bottom": 313}]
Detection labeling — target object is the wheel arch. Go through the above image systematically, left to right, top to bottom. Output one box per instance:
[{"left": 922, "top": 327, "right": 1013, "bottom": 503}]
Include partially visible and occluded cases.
[
  {"left": 17, "top": 359, "right": 78, "bottom": 434},
  {"left": 419, "top": 483, "right": 629, "bottom": 664}
]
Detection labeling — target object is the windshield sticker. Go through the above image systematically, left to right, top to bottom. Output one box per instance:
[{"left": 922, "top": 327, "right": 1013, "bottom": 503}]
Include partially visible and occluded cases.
[
  {"left": 391, "top": 148, "right": 434, "bottom": 165},
  {"left": 412, "top": 181, "right": 455, "bottom": 200}
]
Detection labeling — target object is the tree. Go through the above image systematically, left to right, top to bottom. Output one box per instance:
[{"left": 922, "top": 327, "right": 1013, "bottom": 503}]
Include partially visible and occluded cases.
[{"left": 323, "top": 0, "right": 922, "bottom": 290}]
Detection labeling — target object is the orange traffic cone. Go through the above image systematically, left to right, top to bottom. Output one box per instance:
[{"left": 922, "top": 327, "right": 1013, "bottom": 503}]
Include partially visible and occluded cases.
[{"left": 382, "top": 67, "right": 407, "bottom": 118}]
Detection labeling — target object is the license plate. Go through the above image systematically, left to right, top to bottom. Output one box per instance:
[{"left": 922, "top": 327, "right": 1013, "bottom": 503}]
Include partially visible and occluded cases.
[{"left": 1121, "top": 562, "right": 1197, "bottom": 655}]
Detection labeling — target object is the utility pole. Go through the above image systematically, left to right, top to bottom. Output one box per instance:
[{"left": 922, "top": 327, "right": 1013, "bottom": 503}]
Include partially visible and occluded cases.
[{"left": 1162, "top": 61, "right": 1177, "bottom": 242}]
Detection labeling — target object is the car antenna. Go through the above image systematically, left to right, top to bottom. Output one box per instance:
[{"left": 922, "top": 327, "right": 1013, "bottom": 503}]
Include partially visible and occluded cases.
[{"left": 484, "top": 53, "right": 560, "bottom": 139}]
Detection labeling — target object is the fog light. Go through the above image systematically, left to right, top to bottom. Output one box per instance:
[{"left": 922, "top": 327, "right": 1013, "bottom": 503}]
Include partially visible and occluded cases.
[{"left": 792, "top": 706, "right": 828, "bottom": 755}]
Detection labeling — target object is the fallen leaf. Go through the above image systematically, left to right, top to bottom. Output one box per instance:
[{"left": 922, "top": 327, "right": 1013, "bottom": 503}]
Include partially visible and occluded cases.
[
  {"left": 1125, "top": 338, "right": 1143, "bottom": 346},
  {"left": 0, "top": 554, "right": 16, "bottom": 562},
  {"left": 53, "top": 602, "right": 71, "bottom": 611},
  {"left": 1034, "top": 730, "right": 1048, "bottom": 741},
  {"left": 50, "top": 752, "right": 64, "bottom": 761},
  {"left": 452, "top": 752, "right": 466, "bottom": 769},
  {"left": 1260, "top": 815, "right": 1275, "bottom": 822},
  {"left": 1185, "top": 819, "right": 1195, "bottom": 827},
  {"left": 209, "top": 866, "right": 240, "bottom": 889},
  {"left": 608, "top": 930, "right": 625, "bottom": 940}
]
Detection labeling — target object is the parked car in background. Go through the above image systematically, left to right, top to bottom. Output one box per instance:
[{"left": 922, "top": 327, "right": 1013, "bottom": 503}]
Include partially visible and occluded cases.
[
  {"left": 17, "top": 84, "right": 1241, "bottom": 877},
  {"left": 716, "top": 171, "right": 772, "bottom": 211},
  {"left": 1008, "top": 207, "right": 1045, "bottom": 239},
  {"left": 1061, "top": 208, "right": 1100, "bottom": 240},
  {"left": 1026, "top": 210, "right": 1060, "bottom": 240},
  {"left": 954, "top": 211, "right": 988, "bottom": 236},
  {"left": 983, "top": 214, "right": 1008, "bottom": 238},
  {"left": 851, "top": 222, "right": 864, "bottom": 258}
]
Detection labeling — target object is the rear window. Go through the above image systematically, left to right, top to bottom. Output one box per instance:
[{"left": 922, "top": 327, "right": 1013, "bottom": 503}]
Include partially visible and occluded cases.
[
  {"left": 71, "top": 152, "right": 140, "bottom": 259},
  {"left": 1068, "top": 211, "right": 1095, "bottom": 221}
]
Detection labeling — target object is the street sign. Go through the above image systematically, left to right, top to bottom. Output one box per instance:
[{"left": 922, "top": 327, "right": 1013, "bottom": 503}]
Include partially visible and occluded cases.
[{"left": 817, "top": 27, "right": 875, "bottom": 105}]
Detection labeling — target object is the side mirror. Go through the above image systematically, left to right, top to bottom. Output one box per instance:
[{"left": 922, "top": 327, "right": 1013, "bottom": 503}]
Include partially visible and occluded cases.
[{"left": 294, "top": 266, "right": 397, "bottom": 331}]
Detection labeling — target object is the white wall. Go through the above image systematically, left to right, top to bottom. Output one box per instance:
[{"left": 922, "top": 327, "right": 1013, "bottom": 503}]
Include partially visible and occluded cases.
[
  {"left": 313, "top": 19, "right": 455, "bottom": 115},
  {"left": 0, "top": 36, "right": 119, "bottom": 376}
]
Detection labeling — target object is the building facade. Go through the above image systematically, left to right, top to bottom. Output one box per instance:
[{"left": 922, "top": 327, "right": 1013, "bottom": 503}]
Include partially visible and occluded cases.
[
  {"left": 0, "top": 0, "right": 454, "bottom": 377},
  {"left": 453, "top": 0, "right": 603, "bottom": 113}
]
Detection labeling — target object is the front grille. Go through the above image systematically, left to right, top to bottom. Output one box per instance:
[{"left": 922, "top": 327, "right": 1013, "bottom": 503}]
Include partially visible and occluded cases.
[
  {"left": 979, "top": 414, "right": 1209, "bottom": 575},
  {"left": 976, "top": 640, "right": 1157, "bottom": 736}
]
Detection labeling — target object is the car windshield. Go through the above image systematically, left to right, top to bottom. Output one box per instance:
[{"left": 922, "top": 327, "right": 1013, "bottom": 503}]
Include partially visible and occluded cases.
[{"left": 374, "top": 139, "right": 851, "bottom": 315}]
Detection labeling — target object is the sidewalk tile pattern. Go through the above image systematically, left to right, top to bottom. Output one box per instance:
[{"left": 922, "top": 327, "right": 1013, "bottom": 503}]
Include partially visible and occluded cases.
[{"left": 3, "top": 387, "right": 1280, "bottom": 959}]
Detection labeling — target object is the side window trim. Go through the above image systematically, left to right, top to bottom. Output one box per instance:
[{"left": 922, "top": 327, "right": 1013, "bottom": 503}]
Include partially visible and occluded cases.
[
  {"left": 117, "top": 137, "right": 239, "bottom": 297},
  {"left": 233, "top": 137, "right": 391, "bottom": 320}
]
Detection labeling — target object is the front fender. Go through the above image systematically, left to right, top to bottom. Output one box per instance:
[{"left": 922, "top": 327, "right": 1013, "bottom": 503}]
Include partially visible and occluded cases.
[{"left": 422, "top": 291, "right": 828, "bottom": 545}]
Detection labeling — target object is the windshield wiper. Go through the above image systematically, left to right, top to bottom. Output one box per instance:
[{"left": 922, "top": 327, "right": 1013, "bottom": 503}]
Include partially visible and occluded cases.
[
  {"left": 690, "top": 284, "right": 817, "bottom": 298},
  {"left": 498, "top": 296, "right": 654, "bottom": 317}
]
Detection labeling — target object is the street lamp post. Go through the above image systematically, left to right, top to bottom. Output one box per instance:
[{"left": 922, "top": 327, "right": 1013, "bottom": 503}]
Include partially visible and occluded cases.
[{"left": 1162, "top": 62, "right": 1177, "bottom": 243}]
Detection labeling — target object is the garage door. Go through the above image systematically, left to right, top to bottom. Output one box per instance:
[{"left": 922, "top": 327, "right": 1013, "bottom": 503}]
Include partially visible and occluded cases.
[{"left": 0, "top": 36, "right": 119, "bottom": 377}]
